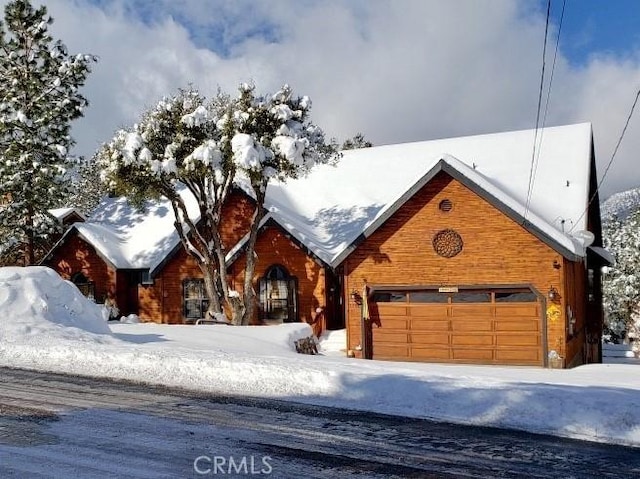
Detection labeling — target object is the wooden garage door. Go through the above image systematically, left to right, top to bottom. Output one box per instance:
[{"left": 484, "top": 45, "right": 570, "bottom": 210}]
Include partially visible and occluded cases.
[{"left": 370, "top": 289, "right": 543, "bottom": 366}]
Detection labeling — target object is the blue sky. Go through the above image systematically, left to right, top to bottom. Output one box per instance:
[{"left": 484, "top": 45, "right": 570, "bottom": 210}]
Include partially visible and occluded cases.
[
  {"left": 12, "top": 0, "right": 640, "bottom": 197},
  {"left": 560, "top": 0, "right": 640, "bottom": 64}
]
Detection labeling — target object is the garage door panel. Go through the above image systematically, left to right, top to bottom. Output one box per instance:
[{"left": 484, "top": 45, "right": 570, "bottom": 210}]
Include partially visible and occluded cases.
[
  {"left": 375, "top": 304, "right": 409, "bottom": 314},
  {"left": 406, "top": 304, "right": 449, "bottom": 317},
  {"left": 450, "top": 305, "right": 492, "bottom": 317},
  {"left": 495, "top": 305, "right": 539, "bottom": 317},
  {"left": 376, "top": 318, "right": 408, "bottom": 329},
  {"left": 410, "top": 319, "right": 449, "bottom": 331},
  {"left": 451, "top": 320, "right": 492, "bottom": 332},
  {"left": 495, "top": 320, "right": 539, "bottom": 332},
  {"left": 372, "top": 330, "right": 408, "bottom": 343},
  {"left": 411, "top": 332, "right": 450, "bottom": 345},
  {"left": 452, "top": 334, "right": 493, "bottom": 346},
  {"left": 496, "top": 334, "right": 540, "bottom": 347},
  {"left": 375, "top": 345, "right": 409, "bottom": 359},
  {"left": 411, "top": 347, "right": 450, "bottom": 360},
  {"left": 452, "top": 348, "right": 494, "bottom": 361},
  {"left": 495, "top": 348, "right": 540, "bottom": 363}
]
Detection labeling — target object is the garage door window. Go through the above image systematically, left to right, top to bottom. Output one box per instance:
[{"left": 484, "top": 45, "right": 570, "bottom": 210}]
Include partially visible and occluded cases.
[
  {"left": 371, "top": 291, "right": 407, "bottom": 303},
  {"left": 410, "top": 291, "right": 448, "bottom": 303},
  {"left": 495, "top": 291, "right": 538, "bottom": 302},
  {"left": 451, "top": 292, "right": 491, "bottom": 303}
]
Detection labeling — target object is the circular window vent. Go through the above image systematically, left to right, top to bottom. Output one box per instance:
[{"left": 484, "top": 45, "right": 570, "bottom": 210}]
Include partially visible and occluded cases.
[
  {"left": 438, "top": 199, "right": 453, "bottom": 212},
  {"left": 433, "top": 229, "right": 463, "bottom": 258}
]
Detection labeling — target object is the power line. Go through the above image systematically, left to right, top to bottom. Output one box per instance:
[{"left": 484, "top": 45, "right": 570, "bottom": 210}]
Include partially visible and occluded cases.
[
  {"left": 524, "top": 0, "right": 552, "bottom": 222},
  {"left": 530, "top": 0, "right": 566, "bottom": 191},
  {"left": 570, "top": 86, "right": 640, "bottom": 232}
]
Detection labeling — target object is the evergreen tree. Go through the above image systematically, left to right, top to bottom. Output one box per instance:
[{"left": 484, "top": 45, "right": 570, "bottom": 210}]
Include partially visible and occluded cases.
[
  {"left": 0, "top": 0, "right": 95, "bottom": 265},
  {"left": 99, "top": 83, "right": 337, "bottom": 325},
  {"left": 341, "top": 132, "right": 372, "bottom": 150},
  {"left": 68, "top": 156, "right": 108, "bottom": 217},
  {"left": 602, "top": 210, "right": 640, "bottom": 347}
]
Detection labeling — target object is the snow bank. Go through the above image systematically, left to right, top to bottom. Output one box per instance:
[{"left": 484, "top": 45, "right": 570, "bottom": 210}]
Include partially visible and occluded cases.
[{"left": 0, "top": 267, "right": 111, "bottom": 342}]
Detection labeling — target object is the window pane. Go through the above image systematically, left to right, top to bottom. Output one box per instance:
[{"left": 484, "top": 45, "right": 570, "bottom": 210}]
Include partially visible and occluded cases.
[
  {"left": 410, "top": 291, "right": 449, "bottom": 303},
  {"left": 495, "top": 291, "right": 537, "bottom": 302},
  {"left": 372, "top": 292, "right": 407, "bottom": 303},
  {"left": 451, "top": 292, "right": 491, "bottom": 303},
  {"left": 185, "top": 299, "right": 202, "bottom": 319}
]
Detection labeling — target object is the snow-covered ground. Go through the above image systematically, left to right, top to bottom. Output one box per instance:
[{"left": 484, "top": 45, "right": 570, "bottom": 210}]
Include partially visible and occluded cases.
[{"left": 1, "top": 267, "right": 639, "bottom": 448}]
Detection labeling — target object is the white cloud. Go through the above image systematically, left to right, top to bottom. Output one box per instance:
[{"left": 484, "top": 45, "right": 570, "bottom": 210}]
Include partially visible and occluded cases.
[{"left": 3, "top": 0, "right": 639, "bottom": 198}]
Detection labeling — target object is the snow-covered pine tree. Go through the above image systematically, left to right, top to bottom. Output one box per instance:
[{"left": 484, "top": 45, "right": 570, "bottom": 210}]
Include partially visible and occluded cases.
[
  {"left": 0, "top": 0, "right": 95, "bottom": 265},
  {"left": 98, "top": 83, "right": 338, "bottom": 325},
  {"left": 341, "top": 132, "right": 372, "bottom": 150},
  {"left": 68, "top": 156, "right": 109, "bottom": 217},
  {"left": 602, "top": 209, "right": 640, "bottom": 347}
]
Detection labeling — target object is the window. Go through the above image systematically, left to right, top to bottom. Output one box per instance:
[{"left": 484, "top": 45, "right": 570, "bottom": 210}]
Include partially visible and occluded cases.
[
  {"left": 259, "top": 265, "right": 298, "bottom": 322},
  {"left": 71, "top": 272, "right": 95, "bottom": 301},
  {"left": 183, "top": 279, "right": 209, "bottom": 320},
  {"left": 409, "top": 290, "right": 449, "bottom": 303},
  {"left": 372, "top": 291, "right": 407, "bottom": 303},
  {"left": 495, "top": 291, "right": 538, "bottom": 302},
  {"left": 451, "top": 292, "right": 491, "bottom": 303}
]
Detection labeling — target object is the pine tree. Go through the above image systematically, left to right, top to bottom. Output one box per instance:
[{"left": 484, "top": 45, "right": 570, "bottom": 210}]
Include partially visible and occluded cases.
[
  {"left": 0, "top": 0, "right": 95, "bottom": 265},
  {"left": 99, "top": 84, "right": 337, "bottom": 325},
  {"left": 341, "top": 132, "right": 372, "bottom": 150},
  {"left": 68, "top": 156, "right": 108, "bottom": 217},
  {"left": 602, "top": 209, "right": 640, "bottom": 345}
]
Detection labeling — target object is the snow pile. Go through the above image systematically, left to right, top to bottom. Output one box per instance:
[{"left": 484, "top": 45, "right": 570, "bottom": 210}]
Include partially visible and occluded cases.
[
  {"left": 0, "top": 267, "right": 111, "bottom": 343},
  {"left": 318, "top": 329, "right": 347, "bottom": 356}
]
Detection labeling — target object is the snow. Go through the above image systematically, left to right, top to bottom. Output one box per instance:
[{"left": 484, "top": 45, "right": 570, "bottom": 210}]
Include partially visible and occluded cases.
[
  {"left": 267, "top": 122, "right": 594, "bottom": 266},
  {"left": 54, "top": 123, "right": 595, "bottom": 276},
  {"left": 1, "top": 266, "right": 639, "bottom": 448}
]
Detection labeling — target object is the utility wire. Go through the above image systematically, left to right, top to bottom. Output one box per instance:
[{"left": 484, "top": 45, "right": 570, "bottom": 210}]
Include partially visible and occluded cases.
[
  {"left": 524, "top": 0, "right": 552, "bottom": 222},
  {"left": 530, "top": 0, "right": 566, "bottom": 194},
  {"left": 570, "top": 87, "right": 640, "bottom": 232}
]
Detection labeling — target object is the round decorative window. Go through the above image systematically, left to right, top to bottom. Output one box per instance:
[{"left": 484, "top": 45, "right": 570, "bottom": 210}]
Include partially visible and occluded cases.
[
  {"left": 438, "top": 199, "right": 453, "bottom": 213},
  {"left": 432, "top": 229, "right": 463, "bottom": 258}
]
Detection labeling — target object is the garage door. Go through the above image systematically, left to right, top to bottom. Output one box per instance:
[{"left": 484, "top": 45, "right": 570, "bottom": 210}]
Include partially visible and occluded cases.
[{"left": 370, "top": 288, "right": 543, "bottom": 366}]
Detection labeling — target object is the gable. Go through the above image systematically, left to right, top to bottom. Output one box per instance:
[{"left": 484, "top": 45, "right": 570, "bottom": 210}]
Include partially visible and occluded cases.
[{"left": 344, "top": 171, "right": 561, "bottom": 282}]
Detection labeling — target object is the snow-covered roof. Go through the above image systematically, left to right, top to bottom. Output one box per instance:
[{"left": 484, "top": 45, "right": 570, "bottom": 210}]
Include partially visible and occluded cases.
[
  {"left": 267, "top": 122, "right": 594, "bottom": 265},
  {"left": 50, "top": 123, "right": 596, "bottom": 272},
  {"left": 48, "top": 207, "right": 86, "bottom": 223}
]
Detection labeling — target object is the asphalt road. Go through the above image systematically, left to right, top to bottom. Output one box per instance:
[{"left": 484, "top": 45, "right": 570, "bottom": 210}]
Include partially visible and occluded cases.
[{"left": 0, "top": 366, "right": 638, "bottom": 478}]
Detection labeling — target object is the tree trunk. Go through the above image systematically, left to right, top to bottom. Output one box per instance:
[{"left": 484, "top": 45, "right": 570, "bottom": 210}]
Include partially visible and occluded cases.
[
  {"left": 241, "top": 196, "right": 267, "bottom": 326},
  {"left": 24, "top": 206, "right": 35, "bottom": 266},
  {"left": 201, "top": 262, "right": 223, "bottom": 319}
]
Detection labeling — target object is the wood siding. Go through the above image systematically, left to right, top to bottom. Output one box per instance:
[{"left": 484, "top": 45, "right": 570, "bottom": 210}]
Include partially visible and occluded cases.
[
  {"left": 343, "top": 172, "right": 569, "bottom": 365},
  {"left": 135, "top": 190, "right": 256, "bottom": 324},
  {"left": 231, "top": 225, "right": 326, "bottom": 325},
  {"left": 45, "top": 233, "right": 116, "bottom": 304}
]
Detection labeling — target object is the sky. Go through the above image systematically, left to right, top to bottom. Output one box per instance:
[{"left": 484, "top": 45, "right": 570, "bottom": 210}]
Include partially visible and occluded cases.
[{"left": 4, "top": 0, "right": 640, "bottom": 199}]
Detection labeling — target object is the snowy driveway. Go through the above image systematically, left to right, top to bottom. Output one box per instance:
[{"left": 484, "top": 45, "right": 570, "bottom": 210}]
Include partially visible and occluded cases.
[{"left": 1, "top": 367, "right": 639, "bottom": 479}]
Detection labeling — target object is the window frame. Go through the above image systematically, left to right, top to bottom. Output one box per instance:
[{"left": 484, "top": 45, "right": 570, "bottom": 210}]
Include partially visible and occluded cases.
[{"left": 183, "top": 278, "right": 209, "bottom": 321}]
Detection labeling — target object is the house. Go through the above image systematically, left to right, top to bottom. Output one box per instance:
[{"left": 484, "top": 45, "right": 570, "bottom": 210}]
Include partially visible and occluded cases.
[{"left": 43, "top": 123, "right": 609, "bottom": 368}]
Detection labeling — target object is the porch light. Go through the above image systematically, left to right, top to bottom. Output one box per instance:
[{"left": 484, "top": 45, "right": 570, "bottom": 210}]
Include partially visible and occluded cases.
[{"left": 548, "top": 286, "right": 559, "bottom": 302}]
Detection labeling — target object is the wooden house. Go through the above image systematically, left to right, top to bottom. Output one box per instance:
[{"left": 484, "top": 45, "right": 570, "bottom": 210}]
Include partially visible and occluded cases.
[{"left": 43, "top": 123, "right": 609, "bottom": 368}]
